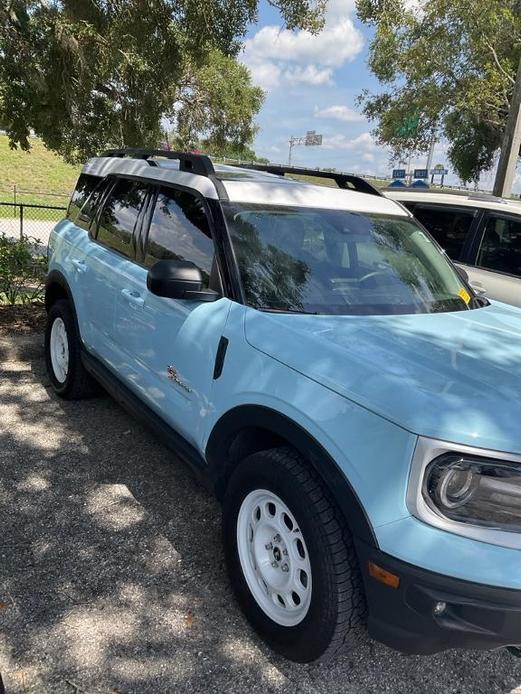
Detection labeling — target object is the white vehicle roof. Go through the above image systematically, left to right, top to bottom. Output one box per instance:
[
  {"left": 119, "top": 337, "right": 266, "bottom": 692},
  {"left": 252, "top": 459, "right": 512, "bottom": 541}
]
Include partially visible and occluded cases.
[
  {"left": 83, "top": 156, "right": 409, "bottom": 217},
  {"left": 385, "top": 189, "right": 521, "bottom": 215}
]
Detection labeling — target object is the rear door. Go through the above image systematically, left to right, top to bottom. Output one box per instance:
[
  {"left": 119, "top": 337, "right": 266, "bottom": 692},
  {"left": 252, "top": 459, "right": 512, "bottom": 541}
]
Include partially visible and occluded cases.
[
  {"left": 84, "top": 176, "right": 149, "bottom": 365},
  {"left": 112, "top": 184, "right": 231, "bottom": 445},
  {"left": 465, "top": 212, "right": 521, "bottom": 307}
]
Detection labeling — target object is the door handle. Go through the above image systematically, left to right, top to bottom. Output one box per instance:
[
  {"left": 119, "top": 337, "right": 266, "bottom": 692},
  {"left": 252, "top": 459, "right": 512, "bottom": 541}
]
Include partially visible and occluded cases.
[
  {"left": 71, "top": 258, "right": 87, "bottom": 273},
  {"left": 121, "top": 288, "right": 145, "bottom": 308}
]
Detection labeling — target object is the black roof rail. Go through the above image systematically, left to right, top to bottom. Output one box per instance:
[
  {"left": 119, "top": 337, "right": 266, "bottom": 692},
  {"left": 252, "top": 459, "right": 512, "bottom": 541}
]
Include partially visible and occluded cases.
[
  {"left": 100, "top": 148, "right": 216, "bottom": 177},
  {"left": 229, "top": 163, "right": 383, "bottom": 197}
]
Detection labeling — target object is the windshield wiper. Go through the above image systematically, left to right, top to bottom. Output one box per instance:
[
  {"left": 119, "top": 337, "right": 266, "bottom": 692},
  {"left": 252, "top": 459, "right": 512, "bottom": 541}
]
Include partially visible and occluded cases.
[{"left": 257, "top": 306, "right": 319, "bottom": 315}]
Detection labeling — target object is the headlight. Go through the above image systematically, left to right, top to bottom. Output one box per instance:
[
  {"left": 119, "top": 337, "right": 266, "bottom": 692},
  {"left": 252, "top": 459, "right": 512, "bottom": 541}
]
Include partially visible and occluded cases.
[
  {"left": 407, "top": 438, "right": 521, "bottom": 549},
  {"left": 424, "top": 453, "right": 521, "bottom": 531}
]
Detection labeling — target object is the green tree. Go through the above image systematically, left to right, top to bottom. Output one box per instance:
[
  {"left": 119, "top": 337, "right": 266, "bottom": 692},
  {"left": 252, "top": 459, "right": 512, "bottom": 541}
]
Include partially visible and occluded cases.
[
  {"left": 0, "top": 0, "right": 325, "bottom": 162},
  {"left": 356, "top": 0, "right": 521, "bottom": 182},
  {"left": 175, "top": 50, "right": 264, "bottom": 153}
]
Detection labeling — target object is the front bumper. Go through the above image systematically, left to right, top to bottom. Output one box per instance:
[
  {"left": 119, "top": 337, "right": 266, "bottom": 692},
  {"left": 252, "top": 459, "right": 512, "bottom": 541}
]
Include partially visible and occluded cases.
[{"left": 356, "top": 539, "right": 521, "bottom": 655}]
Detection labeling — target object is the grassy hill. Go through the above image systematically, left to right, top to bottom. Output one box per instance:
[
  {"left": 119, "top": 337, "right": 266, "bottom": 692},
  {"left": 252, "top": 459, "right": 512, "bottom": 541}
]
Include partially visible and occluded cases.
[{"left": 0, "top": 135, "right": 80, "bottom": 206}]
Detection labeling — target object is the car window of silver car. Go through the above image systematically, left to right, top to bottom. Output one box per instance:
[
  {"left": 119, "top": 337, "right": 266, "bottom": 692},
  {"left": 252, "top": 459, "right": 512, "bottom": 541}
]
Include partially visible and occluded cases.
[{"left": 477, "top": 215, "right": 521, "bottom": 277}]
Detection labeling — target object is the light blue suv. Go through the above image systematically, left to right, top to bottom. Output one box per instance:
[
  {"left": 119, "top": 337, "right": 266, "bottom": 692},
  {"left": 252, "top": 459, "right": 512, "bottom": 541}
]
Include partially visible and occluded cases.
[{"left": 45, "top": 149, "right": 521, "bottom": 663}]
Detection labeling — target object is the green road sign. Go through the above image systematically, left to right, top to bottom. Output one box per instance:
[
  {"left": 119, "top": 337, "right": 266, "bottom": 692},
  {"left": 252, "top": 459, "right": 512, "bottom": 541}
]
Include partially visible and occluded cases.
[{"left": 397, "top": 113, "right": 420, "bottom": 137}]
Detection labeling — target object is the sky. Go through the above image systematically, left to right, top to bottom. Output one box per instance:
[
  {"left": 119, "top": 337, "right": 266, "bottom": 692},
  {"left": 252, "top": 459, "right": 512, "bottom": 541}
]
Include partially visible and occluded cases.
[{"left": 240, "top": 0, "right": 521, "bottom": 193}]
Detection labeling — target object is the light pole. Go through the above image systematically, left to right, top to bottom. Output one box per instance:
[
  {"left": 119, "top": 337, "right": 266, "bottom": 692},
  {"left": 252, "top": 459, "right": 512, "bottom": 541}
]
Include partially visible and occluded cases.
[
  {"left": 493, "top": 56, "right": 521, "bottom": 198},
  {"left": 288, "top": 131, "right": 323, "bottom": 166}
]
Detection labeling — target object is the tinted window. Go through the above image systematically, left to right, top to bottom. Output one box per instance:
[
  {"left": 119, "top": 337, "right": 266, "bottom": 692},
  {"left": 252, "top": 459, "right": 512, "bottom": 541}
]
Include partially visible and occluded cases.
[
  {"left": 67, "top": 174, "right": 101, "bottom": 224},
  {"left": 78, "top": 178, "right": 112, "bottom": 232},
  {"left": 97, "top": 179, "right": 148, "bottom": 257},
  {"left": 144, "top": 187, "right": 214, "bottom": 287},
  {"left": 224, "top": 203, "right": 471, "bottom": 316},
  {"left": 412, "top": 205, "right": 474, "bottom": 260},
  {"left": 477, "top": 215, "right": 521, "bottom": 277}
]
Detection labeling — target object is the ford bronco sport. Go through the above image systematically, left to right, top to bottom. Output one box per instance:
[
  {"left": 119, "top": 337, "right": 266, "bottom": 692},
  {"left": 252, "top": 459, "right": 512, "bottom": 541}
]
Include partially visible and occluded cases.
[{"left": 45, "top": 150, "right": 521, "bottom": 662}]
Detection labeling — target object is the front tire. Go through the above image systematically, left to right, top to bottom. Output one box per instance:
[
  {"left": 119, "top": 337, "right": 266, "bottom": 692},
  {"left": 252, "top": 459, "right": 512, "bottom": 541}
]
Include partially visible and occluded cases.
[
  {"left": 45, "top": 299, "right": 98, "bottom": 399},
  {"left": 223, "top": 447, "right": 365, "bottom": 662}
]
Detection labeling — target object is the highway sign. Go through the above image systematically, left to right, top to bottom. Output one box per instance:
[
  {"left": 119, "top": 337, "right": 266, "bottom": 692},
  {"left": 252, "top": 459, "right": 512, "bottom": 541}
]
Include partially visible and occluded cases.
[{"left": 305, "top": 131, "right": 323, "bottom": 146}]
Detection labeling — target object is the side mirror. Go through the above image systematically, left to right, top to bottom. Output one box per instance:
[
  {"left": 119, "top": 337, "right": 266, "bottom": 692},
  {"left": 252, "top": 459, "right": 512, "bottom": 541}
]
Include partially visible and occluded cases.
[
  {"left": 147, "top": 259, "right": 220, "bottom": 302},
  {"left": 455, "top": 264, "right": 469, "bottom": 283}
]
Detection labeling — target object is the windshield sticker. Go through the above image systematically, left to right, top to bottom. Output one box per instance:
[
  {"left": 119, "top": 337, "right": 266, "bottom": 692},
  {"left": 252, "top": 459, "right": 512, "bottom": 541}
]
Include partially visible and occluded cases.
[{"left": 458, "top": 287, "right": 471, "bottom": 305}]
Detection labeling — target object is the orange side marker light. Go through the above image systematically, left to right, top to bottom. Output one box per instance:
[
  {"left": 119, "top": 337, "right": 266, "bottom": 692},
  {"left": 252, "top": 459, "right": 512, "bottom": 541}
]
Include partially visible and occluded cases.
[{"left": 368, "top": 561, "right": 400, "bottom": 589}]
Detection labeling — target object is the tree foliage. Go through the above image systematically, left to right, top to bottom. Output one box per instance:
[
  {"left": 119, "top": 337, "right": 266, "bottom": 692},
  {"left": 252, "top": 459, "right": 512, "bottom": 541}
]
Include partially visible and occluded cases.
[
  {"left": 0, "top": 0, "right": 324, "bottom": 162},
  {"left": 356, "top": 0, "right": 521, "bottom": 182},
  {"left": 175, "top": 50, "right": 264, "bottom": 152}
]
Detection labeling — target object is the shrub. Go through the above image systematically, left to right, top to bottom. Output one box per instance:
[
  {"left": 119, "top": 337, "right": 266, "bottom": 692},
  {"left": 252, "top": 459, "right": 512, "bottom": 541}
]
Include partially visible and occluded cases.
[{"left": 0, "top": 234, "right": 47, "bottom": 305}]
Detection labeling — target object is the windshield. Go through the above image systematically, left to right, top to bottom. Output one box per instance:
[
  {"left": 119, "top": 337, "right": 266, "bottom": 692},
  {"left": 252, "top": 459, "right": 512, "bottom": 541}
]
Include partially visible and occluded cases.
[{"left": 223, "top": 203, "right": 474, "bottom": 316}]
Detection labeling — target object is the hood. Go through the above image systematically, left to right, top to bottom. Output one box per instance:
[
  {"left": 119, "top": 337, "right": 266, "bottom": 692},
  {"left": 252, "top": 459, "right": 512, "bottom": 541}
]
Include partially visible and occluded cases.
[{"left": 245, "top": 302, "right": 521, "bottom": 455}]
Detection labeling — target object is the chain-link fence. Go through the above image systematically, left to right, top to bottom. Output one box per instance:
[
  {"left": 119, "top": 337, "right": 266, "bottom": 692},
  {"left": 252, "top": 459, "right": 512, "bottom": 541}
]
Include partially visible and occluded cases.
[{"left": 0, "top": 202, "right": 67, "bottom": 248}]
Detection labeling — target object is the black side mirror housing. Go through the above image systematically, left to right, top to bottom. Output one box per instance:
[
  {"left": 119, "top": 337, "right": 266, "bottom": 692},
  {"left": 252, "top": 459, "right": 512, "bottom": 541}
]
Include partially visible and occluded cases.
[
  {"left": 147, "top": 259, "right": 220, "bottom": 302},
  {"left": 455, "top": 264, "right": 469, "bottom": 283}
]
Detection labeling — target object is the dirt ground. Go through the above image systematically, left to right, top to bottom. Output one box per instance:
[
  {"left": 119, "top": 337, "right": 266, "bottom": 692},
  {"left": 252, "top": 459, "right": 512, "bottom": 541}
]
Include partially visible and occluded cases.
[{"left": 0, "top": 305, "right": 46, "bottom": 336}]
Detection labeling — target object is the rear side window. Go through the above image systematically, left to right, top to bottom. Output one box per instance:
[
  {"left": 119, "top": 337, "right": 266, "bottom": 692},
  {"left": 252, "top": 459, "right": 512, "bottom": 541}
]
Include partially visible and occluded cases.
[
  {"left": 67, "top": 174, "right": 101, "bottom": 224},
  {"left": 78, "top": 178, "right": 111, "bottom": 231},
  {"left": 96, "top": 178, "right": 149, "bottom": 258},
  {"left": 144, "top": 187, "right": 214, "bottom": 287},
  {"left": 411, "top": 205, "right": 474, "bottom": 261},
  {"left": 477, "top": 215, "right": 521, "bottom": 277}
]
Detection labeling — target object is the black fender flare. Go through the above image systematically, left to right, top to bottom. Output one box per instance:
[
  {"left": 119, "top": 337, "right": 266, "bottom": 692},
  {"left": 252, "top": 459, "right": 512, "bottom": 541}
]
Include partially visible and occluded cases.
[
  {"left": 45, "top": 270, "right": 83, "bottom": 339},
  {"left": 45, "top": 270, "right": 74, "bottom": 311},
  {"left": 205, "top": 404, "right": 378, "bottom": 548}
]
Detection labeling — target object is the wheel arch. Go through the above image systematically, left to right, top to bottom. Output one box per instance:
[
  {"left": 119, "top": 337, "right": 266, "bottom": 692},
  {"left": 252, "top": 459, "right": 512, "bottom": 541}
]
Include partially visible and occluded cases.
[
  {"left": 45, "top": 270, "right": 73, "bottom": 313},
  {"left": 45, "top": 270, "right": 84, "bottom": 342},
  {"left": 205, "top": 404, "right": 378, "bottom": 548}
]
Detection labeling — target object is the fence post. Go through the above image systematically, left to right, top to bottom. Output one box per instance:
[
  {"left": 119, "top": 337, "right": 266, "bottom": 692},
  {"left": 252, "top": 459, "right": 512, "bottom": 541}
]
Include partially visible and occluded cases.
[{"left": 19, "top": 204, "right": 23, "bottom": 240}]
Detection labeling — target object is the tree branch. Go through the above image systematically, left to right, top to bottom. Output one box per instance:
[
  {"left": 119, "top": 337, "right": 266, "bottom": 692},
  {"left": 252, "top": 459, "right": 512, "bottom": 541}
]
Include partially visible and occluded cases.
[{"left": 482, "top": 36, "right": 516, "bottom": 86}]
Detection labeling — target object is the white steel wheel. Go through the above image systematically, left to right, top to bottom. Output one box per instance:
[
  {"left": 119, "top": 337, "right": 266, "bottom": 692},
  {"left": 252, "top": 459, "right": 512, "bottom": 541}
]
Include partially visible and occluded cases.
[
  {"left": 49, "top": 317, "right": 69, "bottom": 384},
  {"left": 237, "top": 488, "right": 312, "bottom": 627}
]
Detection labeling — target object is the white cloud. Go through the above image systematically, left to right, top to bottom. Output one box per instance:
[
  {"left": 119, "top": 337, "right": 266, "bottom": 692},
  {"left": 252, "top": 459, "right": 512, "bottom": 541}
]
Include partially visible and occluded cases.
[
  {"left": 241, "top": 0, "right": 363, "bottom": 91},
  {"left": 247, "top": 61, "right": 281, "bottom": 90},
  {"left": 287, "top": 65, "right": 334, "bottom": 85},
  {"left": 314, "top": 104, "right": 363, "bottom": 122},
  {"left": 322, "top": 132, "right": 376, "bottom": 151}
]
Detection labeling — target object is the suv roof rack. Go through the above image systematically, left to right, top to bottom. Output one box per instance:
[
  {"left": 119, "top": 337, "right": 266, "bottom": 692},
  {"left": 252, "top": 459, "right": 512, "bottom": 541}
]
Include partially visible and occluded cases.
[
  {"left": 101, "top": 148, "right": 216, "bottom": 177},
  {"left": 100, "top": 149, "right": 382, "bottom": 198},
  {"left": 230, "top": 163, "right": 383, "bottom": 197}
]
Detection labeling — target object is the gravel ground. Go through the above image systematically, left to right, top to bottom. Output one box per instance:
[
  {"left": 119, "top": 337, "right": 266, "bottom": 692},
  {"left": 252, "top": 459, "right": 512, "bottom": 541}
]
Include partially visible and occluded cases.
[{"left": 1, "top": 333, "right": 521, "bottom": 694}]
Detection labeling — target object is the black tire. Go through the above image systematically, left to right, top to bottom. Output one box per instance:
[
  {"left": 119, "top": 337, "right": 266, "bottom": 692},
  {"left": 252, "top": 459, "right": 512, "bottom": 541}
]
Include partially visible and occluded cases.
[
  {"left": 45, "top": 299, "right": 99, "bottom": 399},
  {"left": 223, "top": 446, "right": 365, "bottom": 663}
]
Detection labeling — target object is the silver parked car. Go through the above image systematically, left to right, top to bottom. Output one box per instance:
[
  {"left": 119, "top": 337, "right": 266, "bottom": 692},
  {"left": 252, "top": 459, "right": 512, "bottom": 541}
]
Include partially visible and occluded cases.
[{"left": 386, "top": 189, "right": 521, "bottom": 307}]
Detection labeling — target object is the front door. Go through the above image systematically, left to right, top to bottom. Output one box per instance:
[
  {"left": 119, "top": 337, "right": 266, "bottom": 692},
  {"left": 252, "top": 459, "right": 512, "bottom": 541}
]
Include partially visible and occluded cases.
[{"left": 113, "top": 184, "right": 231, "bottom": 447}]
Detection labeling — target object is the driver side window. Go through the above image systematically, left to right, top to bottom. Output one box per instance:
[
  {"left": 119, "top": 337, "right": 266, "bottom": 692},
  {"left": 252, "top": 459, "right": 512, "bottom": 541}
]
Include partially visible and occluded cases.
[{"left": 144, "top": 187, "right": 215, "bottom": 288}]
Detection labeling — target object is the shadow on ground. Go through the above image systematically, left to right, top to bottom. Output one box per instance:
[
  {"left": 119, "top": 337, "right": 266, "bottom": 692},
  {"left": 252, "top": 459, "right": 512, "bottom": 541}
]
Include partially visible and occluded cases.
[{"left": 1, "top": 335, "right": 521, "bottom": 694}]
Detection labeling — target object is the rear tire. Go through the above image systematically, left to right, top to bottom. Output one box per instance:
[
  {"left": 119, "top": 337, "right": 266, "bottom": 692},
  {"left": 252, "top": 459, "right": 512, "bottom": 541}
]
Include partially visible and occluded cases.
[
  {"left": 45, "top": 299, "right": 99, "bottom": 399},
  {"left": 223, "top": 446, "right": 365, "bottom": 662}
]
